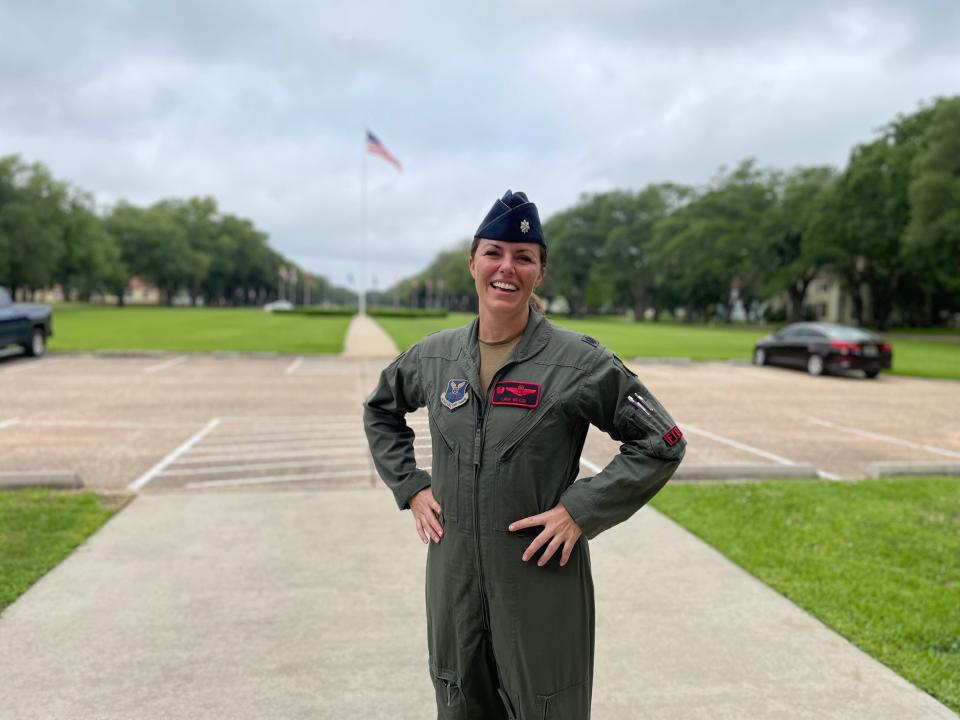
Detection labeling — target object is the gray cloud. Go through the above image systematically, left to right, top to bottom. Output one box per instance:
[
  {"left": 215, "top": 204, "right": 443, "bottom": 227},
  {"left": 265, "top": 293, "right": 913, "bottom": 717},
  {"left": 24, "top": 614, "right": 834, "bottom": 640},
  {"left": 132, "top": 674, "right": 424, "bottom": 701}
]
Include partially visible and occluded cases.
[{"left": 1, "top": 0, "right": 957, "bottom": 289}]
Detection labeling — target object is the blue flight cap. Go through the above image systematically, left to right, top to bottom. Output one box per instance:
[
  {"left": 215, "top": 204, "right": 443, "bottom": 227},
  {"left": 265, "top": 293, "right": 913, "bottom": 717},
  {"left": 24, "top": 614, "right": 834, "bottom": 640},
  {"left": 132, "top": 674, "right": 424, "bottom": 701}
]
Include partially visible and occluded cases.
[{"left": 474, "top": 189, "right": 545, "bottom": 246}]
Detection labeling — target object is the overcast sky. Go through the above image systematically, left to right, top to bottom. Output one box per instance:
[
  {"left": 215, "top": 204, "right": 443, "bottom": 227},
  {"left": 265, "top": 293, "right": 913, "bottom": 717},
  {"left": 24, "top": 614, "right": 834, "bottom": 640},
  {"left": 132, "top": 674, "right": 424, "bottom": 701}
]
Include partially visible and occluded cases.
[{"left": 2, "top": 1, "right": 958, "bottom": 291}]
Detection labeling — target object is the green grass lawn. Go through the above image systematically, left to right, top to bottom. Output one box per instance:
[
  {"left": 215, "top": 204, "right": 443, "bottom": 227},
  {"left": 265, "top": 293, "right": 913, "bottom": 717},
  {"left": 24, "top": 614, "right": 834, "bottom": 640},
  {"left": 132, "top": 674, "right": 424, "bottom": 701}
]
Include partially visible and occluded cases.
[
  {"left": 48, "top": 305, "right": 352, "bottom": 354},
  {"left": 374, "top": 312, "right": 475, "bottom": 351},
  {"left": 374, "top": 313, "right": 960, "bottom": 380},
  {"left": 554, "top": 315, "right": 773, "bottom": 360},
  {"left": 885, "top": 339, "right": 960, "bottom": 380},
  {"left": 651, "top": 477, "right": 960, "bottom": 713},
  {"left": 0, "top": 489, "right": 126, "bottom": 613}
]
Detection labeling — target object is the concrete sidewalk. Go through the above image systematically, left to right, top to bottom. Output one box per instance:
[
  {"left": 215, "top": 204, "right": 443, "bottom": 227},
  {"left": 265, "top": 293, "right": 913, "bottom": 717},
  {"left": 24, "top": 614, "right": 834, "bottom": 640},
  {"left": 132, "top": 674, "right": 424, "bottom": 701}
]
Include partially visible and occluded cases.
[
  {"left": 342, "top": 314, "right": 399, "bottom": 358},
  {"left": 0, "top": 489, "right": 954, "bottom": 719}
]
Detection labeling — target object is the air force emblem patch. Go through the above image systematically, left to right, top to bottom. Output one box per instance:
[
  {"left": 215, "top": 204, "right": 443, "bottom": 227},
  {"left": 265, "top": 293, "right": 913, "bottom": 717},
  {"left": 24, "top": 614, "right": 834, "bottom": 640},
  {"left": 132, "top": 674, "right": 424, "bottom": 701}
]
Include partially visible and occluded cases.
[{"left": 441, "top": 379, "right": 470, "bottom": 410}]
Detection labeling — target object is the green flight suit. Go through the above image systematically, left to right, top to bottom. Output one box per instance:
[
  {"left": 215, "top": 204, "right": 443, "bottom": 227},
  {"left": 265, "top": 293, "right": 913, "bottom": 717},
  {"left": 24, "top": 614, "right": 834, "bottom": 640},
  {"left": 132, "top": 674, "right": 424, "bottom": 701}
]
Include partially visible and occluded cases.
[{"left": 363, "top": 311, "right": 686, "bottom": 719}]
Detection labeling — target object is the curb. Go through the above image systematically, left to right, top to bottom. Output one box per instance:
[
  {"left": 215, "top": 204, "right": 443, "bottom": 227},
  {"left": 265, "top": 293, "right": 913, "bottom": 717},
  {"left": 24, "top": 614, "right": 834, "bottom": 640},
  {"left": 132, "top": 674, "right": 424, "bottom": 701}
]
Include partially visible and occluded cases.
[
  {"left": 866, "top": 461, "right": 960, "bottom": 478},
  {"left": 673, "top": 464, "right": 820, "bottom": 482},
  {"left": 0, "top": 471, "right": 84, "bottom": 490}
]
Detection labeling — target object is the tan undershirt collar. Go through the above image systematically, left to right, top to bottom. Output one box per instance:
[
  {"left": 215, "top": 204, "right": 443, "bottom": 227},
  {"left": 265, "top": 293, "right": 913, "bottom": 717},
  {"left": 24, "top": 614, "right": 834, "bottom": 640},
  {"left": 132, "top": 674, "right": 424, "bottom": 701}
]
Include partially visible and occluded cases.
[{"left": 478, "top": 327, "right": 525, "bottom": 347}]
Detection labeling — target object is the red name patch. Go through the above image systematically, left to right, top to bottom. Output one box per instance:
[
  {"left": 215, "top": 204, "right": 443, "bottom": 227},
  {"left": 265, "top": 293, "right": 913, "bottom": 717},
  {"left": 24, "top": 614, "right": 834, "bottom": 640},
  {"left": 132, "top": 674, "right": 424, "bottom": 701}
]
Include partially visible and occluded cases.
[
  {"left": 490, "top": 381, "right": 541, "bottom": 409},
  {"left": 662, "top": 425, "right": 684, "bottom": 447}
]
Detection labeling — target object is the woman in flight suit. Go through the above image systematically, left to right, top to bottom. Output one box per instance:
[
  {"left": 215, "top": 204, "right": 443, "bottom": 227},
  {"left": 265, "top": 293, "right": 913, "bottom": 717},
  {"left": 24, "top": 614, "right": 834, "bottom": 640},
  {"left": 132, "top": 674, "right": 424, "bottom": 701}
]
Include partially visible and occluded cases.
[{"left": 364, "top": 189, "right": 686, "bottom": 719}]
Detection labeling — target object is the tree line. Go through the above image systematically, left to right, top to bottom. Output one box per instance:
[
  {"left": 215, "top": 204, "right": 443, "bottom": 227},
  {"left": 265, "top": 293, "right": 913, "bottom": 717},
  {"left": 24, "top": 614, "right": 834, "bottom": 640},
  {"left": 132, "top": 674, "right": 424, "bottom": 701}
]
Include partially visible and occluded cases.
[
  {"left": 381, "top": 96, "right": 960, "bottom": 328},
  {"left": 0, "top": 158, "right": 353, "bottom": 306}
]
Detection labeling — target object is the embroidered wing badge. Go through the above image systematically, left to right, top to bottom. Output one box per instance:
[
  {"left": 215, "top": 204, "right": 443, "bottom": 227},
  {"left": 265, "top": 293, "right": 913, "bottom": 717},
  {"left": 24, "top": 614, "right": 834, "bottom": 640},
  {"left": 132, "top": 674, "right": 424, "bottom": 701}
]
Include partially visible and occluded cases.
[{"left": 441, "top": 379, "right": 470, "bottom": 410}]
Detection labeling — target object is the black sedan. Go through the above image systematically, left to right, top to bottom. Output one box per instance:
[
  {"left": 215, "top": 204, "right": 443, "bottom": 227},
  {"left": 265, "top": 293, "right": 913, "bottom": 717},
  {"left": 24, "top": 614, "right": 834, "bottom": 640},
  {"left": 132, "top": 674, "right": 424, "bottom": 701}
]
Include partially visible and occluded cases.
[{"left": 753, "top": 322, "right": 892, "bottom": 378}]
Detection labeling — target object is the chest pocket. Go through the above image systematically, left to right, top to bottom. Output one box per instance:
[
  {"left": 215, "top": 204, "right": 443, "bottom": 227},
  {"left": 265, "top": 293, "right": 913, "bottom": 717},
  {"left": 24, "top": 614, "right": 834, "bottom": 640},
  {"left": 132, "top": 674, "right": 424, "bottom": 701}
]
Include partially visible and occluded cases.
[
  {"left": 493, "top": 392, "right": 571, "bottom": 532},
  {"left": 428, "top": 415, "right": 459, "bottom": 523}
]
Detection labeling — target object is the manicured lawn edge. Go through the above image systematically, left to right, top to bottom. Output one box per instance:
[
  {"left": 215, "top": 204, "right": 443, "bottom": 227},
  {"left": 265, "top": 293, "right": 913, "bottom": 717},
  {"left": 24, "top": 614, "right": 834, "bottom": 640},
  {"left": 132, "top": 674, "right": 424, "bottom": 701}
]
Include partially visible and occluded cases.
[
  {"left": 46, "top": 305, "right": 352, "bottom": 355},
  {"left": 374, "top": 313, "right": 960, "bottom": 381},
  {"left": 650, "top": 477, "right": 960, "bottom": 713},
  {"left": 0, "top": 490, "right": 134, "bottom": 613}
]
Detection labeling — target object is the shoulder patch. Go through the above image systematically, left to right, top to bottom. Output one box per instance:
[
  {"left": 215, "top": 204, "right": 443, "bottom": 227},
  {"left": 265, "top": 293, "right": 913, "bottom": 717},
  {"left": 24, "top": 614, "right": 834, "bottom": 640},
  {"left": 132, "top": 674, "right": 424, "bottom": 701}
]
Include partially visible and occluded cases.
[
  {"left": 581, "top": 335, "right": 599, "bottom": 348},
  {"left": 662, "top": 425, "right": 684, "bottom": 447}
]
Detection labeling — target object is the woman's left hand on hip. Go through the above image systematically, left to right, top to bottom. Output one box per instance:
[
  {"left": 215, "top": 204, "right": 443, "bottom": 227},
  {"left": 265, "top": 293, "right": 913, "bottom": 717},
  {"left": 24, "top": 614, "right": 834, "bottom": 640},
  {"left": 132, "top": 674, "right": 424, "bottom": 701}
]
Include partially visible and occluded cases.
[{"left": 509, "top": 504, "right": 583, "bottom": 567}]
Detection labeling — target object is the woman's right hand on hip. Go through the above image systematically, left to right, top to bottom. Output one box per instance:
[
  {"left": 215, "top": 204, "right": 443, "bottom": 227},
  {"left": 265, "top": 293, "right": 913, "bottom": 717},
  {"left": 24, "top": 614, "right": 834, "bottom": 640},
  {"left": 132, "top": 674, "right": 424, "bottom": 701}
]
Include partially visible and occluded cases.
[{"left": 410, "top": 487, "right": 444, "bottom": 544}]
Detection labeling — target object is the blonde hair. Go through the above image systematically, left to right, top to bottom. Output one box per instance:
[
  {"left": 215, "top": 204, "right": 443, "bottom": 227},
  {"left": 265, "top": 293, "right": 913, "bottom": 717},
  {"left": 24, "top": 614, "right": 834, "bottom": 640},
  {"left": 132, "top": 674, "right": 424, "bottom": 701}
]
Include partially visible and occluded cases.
[{"left": 470, "top": 237, "right": 548, "bottom": 315}]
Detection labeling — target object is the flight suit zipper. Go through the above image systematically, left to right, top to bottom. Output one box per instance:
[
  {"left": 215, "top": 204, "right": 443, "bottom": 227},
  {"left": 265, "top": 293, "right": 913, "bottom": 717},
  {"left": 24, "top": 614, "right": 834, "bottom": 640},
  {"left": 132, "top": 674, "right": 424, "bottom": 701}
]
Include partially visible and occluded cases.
[
  {"left": 470, "top": 360, "right": 520, "bottom": 633},
  {"left": 472, "top": 398, "right": 490, "bottom": 631}
]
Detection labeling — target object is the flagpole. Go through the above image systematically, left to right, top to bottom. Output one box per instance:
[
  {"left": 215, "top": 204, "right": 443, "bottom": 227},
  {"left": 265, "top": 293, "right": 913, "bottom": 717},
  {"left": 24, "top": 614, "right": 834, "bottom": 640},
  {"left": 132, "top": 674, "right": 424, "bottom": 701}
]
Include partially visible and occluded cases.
[{"left": 359, "top": 138, "right": 368, "bottom": 316}]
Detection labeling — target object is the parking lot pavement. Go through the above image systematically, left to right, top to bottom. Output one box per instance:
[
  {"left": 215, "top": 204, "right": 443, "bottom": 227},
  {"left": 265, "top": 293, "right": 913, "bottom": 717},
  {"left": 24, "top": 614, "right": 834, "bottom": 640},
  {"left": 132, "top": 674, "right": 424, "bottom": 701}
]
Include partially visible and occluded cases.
[
  {"left": 1, "top": 352, "right": 958, "bottom": 491},
  {"left": 2, "top": 352, "right": 958, "bottom": 718}
]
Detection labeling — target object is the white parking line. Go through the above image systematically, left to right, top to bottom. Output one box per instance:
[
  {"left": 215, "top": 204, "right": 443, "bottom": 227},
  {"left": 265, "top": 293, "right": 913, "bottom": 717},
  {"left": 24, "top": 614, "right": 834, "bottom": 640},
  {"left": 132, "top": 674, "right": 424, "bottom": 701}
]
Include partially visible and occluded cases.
[
  {"left": 144, "top": 356, "right": 188, "bottom": 374},
  {"left": 0, "top": 357, "right": 63, "bottom": 374},
  {"left": 285, "top": 357, "right": 303, "bottom": 375},
  {"left": 219, "top": 415, "right": 367, "bottom": 423},
  {"left": 0, "top": 417, "right": 20, "bottom": 430},
  {"left": 127, "top": 417, "right": 221, "bottom": 491},
  {"left": 212, "top": 417, "right": 430, "bottom": 433},
  {"left": 808, "top": 417, "right": 960, "bottom": 460},
  {"left": 23, "top": 419, "right": 191, "bottom": 430},
  {"left": 681, "top": 423, "right": 798, "bottom": 465},
  {"left": 211, "top": 426, "right": 364, "bottom": 438},
  {"left": 197, "top": 431, "right": 369, "bottom": 447},
  {"left": 187, "top": 439, "right": 372, "bottom": 454},
  {"left": 168, "top": 442, "right": 432, "bottom": 466},
  {"left": 173, "top": 449, "right": 357, "bottom": 465},
  {"left": 585, "top": 449, "right": 842, "bottom": 481},
  {"left": 176, "top": 455, "right": 380, "bottom": 471},
  {"left": 579, "top": 456, "right": 603, "bottom": 473},
  {"left": 159, "top": 459, "right": 371, "bottom": 477},
  {"left": 185, "top": 466, "right": 435, "bottom": 490}
]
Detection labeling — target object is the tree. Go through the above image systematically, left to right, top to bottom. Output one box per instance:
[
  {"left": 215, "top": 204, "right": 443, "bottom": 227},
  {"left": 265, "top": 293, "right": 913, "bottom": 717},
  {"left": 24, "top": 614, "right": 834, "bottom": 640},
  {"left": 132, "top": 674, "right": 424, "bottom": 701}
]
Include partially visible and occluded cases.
[
  {"left": 905, "top": 97, "right": 960, "bottom": 320},
  {"left": 827, "top": 103, "right": 937, "bottom": 328},
  {"left": 0, "top": 156, "right": 68, "bottom": 297},
  {"left": 649, "top": 160, "right": 777, "bottom": 321},
  {"left": 757, "top": 166, "right": 838, "bottom": 321},
  {"left": 595, "top": 185, "right": 689, "bottom": 319},
  {"left": 55, "top": 191, "right": 125, "bottom": 301},
  {"left": 541, "top": 194, "right": 607, "bottom": 316},
  {"left": 155, "top": 197, "right": 219, "bottom": 305},
  {"left": 105, "top": 202, "right": 201, "bottom": 305}
]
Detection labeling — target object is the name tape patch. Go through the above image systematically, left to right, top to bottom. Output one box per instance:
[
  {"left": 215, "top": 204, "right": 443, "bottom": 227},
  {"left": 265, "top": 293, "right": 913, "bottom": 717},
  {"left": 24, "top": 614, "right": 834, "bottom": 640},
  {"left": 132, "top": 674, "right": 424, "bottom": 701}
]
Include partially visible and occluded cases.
[
  {"left": 491, "top": 380, "right": 541, "bottom": 409},
  {"left": 662, "top": 425, "right": 684, "bottom": 447}
]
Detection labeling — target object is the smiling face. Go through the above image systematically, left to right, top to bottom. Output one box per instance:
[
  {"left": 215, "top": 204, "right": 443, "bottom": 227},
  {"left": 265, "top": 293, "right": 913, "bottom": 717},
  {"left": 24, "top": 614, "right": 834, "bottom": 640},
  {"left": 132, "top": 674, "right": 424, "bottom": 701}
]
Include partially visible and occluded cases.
[{"left": 469, "top": 238, "right": 546, "bottom": 318}]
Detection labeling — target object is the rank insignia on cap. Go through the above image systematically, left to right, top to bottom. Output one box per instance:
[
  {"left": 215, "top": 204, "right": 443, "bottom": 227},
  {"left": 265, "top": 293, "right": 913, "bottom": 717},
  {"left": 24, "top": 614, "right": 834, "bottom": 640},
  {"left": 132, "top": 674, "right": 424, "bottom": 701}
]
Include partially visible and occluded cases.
[
  {"left": 520, "top": 219, "right": 530, "bottom": 234},
  {"left": 441, "top": 379, "right": 470, "bottom": 410},
  {"left": 491, "top": 380, "right": 541, "bottom": 409}
]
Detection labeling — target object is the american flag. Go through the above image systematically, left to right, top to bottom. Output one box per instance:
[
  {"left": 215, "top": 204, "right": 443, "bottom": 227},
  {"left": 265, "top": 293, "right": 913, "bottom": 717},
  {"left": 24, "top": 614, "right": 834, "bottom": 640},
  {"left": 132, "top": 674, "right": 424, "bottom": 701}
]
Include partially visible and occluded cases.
[{"left": 366, "top": 130, "right": 402, "bottom": 171}]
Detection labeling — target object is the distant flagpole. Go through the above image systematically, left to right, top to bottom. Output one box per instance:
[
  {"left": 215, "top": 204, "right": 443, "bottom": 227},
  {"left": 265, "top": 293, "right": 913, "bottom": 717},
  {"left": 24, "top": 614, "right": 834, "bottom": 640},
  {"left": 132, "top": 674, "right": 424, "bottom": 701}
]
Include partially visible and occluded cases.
[
  {"left": 361, "top": 130, "right": 402, "bottom": 316},
  {"left": 360, "top": 142, "right": 368, "bottom": 315}
]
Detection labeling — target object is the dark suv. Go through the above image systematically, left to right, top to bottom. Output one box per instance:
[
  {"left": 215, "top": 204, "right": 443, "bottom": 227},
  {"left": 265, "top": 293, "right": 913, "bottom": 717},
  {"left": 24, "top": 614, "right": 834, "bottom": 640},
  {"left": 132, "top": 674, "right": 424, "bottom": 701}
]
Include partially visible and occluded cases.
[{"left": 0, "top": 286, "right": 53, "bottom": 357}]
